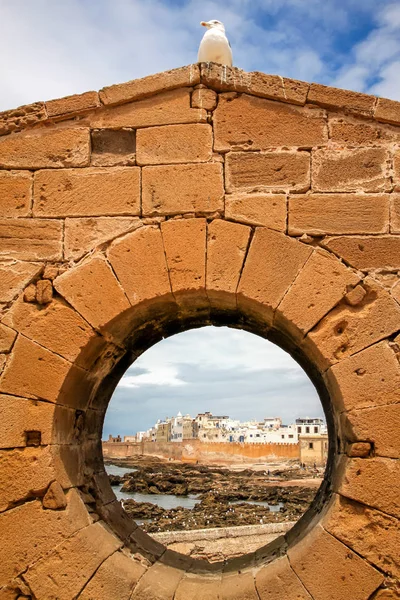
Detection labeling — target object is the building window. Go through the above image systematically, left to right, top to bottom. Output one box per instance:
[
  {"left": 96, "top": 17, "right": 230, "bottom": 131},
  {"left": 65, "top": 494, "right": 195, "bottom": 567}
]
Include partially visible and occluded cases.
[
  {"left": 314, "top": 426, "right": 318, "bottom": 433},
  {"left": 297, "top": 427, "right": 301, "bottom": 433},
  {"left": 306, "top": 427, "right": 310, "bottom": 433},
  {"left": 281, "top": 434, "right": 285, "bottom": 439},
  {"left": 289, "top": 434, "right": 294, "bottom": 439},
  {"left": 309, "top": 442, "right": 314, "bottom": 449}
]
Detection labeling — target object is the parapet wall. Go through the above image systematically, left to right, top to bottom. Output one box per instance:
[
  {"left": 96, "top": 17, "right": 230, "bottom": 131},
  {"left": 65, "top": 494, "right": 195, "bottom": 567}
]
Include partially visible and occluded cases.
[{"left": 0, "top": 63, "right": 399, "bottom": 599}]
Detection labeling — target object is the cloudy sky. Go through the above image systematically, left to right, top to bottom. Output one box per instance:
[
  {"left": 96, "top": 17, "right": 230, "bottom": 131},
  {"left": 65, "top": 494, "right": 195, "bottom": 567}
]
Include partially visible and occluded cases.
[
  {"left": 1, "top": 0, "right": 400, "bottom": 112},
  {"left": 103, "top": 327, "right": 322, "bottom": 438}
]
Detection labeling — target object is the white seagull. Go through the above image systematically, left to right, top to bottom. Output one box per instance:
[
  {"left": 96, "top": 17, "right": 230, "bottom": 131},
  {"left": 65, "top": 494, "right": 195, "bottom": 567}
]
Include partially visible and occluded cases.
[{"left": 198, "top": 20, "right": 233, "bottom": 67}]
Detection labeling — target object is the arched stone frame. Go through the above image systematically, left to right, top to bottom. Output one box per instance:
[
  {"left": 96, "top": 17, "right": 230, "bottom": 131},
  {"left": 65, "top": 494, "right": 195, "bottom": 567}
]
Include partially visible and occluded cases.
[{"left": 1, "top": 216, "right": 399, "bottom": 599}]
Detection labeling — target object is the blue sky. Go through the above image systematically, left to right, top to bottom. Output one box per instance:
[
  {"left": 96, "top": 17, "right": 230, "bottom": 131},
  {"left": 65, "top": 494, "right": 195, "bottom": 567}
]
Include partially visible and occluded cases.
[{"left": 1, "top": 0, "right": 400, "bottom": 111}]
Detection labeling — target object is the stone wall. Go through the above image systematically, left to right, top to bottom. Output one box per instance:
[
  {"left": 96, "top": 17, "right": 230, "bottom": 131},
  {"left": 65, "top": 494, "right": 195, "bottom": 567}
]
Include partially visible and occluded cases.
[{"left": 0, "top": 63, "right": 399, "bottom": 599}]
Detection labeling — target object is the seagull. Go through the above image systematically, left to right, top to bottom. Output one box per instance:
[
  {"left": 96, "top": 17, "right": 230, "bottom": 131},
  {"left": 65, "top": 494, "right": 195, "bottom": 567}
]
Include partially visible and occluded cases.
[{"left": 198, "top": 20, "right": 233, "bottom": 67}]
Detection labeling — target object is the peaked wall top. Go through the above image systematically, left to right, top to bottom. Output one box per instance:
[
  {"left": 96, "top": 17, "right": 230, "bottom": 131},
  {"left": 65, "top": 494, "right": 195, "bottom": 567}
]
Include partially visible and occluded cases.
[{"left": 1, "top": 63, "right": 400, "bottom": 137}]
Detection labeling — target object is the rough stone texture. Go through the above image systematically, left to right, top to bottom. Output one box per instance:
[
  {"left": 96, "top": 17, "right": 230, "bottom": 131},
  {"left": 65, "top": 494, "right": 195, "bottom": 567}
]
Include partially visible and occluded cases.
[
  {"left": 308, "top": 83, "right": 376, "bottom": 115},
  {"left": 191, "top": 88, "right": 217, "bottom": 111},
  {"left": 91, "top": 89, "right": 206, "bottom": 129},
  {"left": 46, "top": 91, "right": 100, "bottom": 118},
  {"left": 214, "top": 94, "right": 326, "bottom": 152},
  {"left": 375, "top": 97, "right": 400, "bottom": 125},
  {"left": 0, "top": 102, "right": 47, "bottom": 136},
  {"left": 329, "top": 118, "right": 400, "bottom": 145},
  {"left": 136, "top": 124, "right": 213, "bottom": 165},
  {"left": 0, "top": 128, "right": 90, "bottom": 169},
  {"left": 91, "top": 129, "right": 136, "bottom": 167},
  {"left": 312, "top": 148, "right": 390, "bottom": 193},
  {"left": 225, "top": 152, "right": 310, "bottom": 193},
  {"left": 142, "top": 163, "right": 224, "bottom": 216},
  {"left": 34, "top": 167, "right": 140, "bottom": 217},
  {"left": 0, "top": 171, "right": 32, "bottom": 217},
  {"left": 225, "top": 193, "right": 286, "bottom": 230},
  {"left": 289, "top": 194, "right": 390, "bottom": 235},
  {"left": 392, "top": 195, "right": 400, "bottom": 232},
  {"left": 64, "top": 217, "right": 142, "bottom": 260},
  {"left": 0, "top": 219, "right": 62, "bottom": 261},
  {"left": 207, "top": 219, "right": 250, "bottom": 308},
  {"left": 238, "top": 228, "right": 312, "bottom": 323},
  {"left": 323, "top": 236, "right": 400, "bottom": 270},
  {"left": 276, "top": 249, "right": 360, "bottom": 340},
  {"left": 54, "top": 256, "right": 130, "bottom": 330},
  {"left": 0, "top": 262, "right": 42, "bottom": 303},
  {"left": 36, "top": 279, "right": 53, "bottom": 304},
  {"left": 0, "top": 324, "right": 17, "bottom": 353},
  {"left": 343, "top": 403, "right": 400, "bottom": 459},
  {"left": 347, "top": 442, "right": 372, "bottom": 458},
  {"left": 42, "top": 481, "right": 67, "bottom": 510},
  {"left": 288, "top": 525, "right": 383, "bottom": 600},
  {"left": 79, "top": 551, "right": 146, "bottom": 600},
  {"left": 255, "top": 556, "right": 312, "bottom": 599},
  {"left": 130, "top": 563, "right": 184, "bottom": 599},
  {"left": 221, "top": 572, "right": 259, "bottom": 600},
  {"left": 175, "top": 575, "right": 221, "bottom": 599}
]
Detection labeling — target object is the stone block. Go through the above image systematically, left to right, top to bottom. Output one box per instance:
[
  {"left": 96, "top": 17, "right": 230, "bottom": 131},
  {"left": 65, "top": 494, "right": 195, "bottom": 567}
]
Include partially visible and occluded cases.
[
  {"left": 99, "top": 65, "right": 200, "bottom": 105},
  {"left": 308, "top": 83, "right": 376, "bottom": 115},
  {"left": 191, "top": 88, "right": 217, "bottom": 111},
  {"left": 91, "top": 89, "right": 206, "bottom": 129},
  {"left": 46, "top": 91, "right": 100, "bottom": 118},
  {"left": 214, "top": 94, "right": 326, "bottom": 152},
  {"left": 375, "top": 97, "right": 400, "bottom": 125},
  {"left": 0, "top": 102, "right": 47, "bottom": 136},
  {"left": 329, "top": 118, "right": 400, "bottom": 145},
  {"left": 136, "top": 123, "right": 212, "bottom": 165},
  {"left": 0, "top": 128, "right": 90, "bottom": 169},
  {"left": 91, "top": 129, "right": 136, "bottom": 167},
  {"left": 312, "top": 148, "right": 390, "bottom": 193},
  {"left": 394, "top": 151, "right": 400, "bottom": 191},
  {"left": 225, "top": 152, "right": 310, "bottom": 193},
  {"left": 142, "top": 163, "right": 224, "bottom": 216},
  {"left": 33, "top": 167, "right": 140, "bottom": 217},
  {"left": 0, "top": 171, "right": 31, "bottom": 217},
  {"left": 225, "top": 193, "right": 286, "bottom": 230},
  {"left": 289, "top": 194, "right": 390, "bottom": 235},
  {"left": 392, "top": 195, "right": 400, "bottom": 232},
  {"left": 64, "top": 217, "right": 141, "bottom": 261},
  {"left": 0, "top": 218, "right": 62, "bottom": 261},
  {"left": 206, "top": 219, "right": 250, "bottom": 308},
  {"left": 108, "top": 226, "right": 171, "bottom": 306},
  {"left": 237, "top": 228, "right": 312, "bottom": 323},
  {"left": 323, "top": 236, "right": 400, "bottom": 270},
  {"left": 276, "top": 249, "right": 360, "bottom": 341},
  {"left": 54, "top": 256, "right": 130, "bottom": 330},
  {"left": 0, "top": 262, "right": 42, "bottom": 303},
  {"left": 42, "top": 264, "right": 59, "bottom": 280},
  {"left": 36, "top": 279, "right": 53, "bottom": 304},
  {"left": 303, "top": 279, "right": 400, "bottom": 371},
  {"left": 23, "top": 283, "right": 36, "bottom": 303},
  {"left": 344, "top": 285, "right": 367, "bottom": 306},
  {"left": 0, "top": 324, "right": 17, "bottom": 353},
  {"left": 325, "top": 341, "right": 400, "bottom": 412},
  {"left": 342, "top": 403, "right": 400, "bottom": 459},
  {"left": 347, "top": 442, "right": 372, "bottom": 457},
  {"left": 337, "top": 457, "right": 400, "bottom": 518},
  {"left": 42, "top": 481, "right": 67, "bottom": 510},
  {"left": 0, "top": 490, "right": 91, "bottom": 588},
  {"left": 24, "top": 522, "right": 122, "bottom": 600},
  {"left": 288, "top": 524, "right": 383, "bottom": 600},
  {"left": 78, "top": 551, "right": 146, "bottom": 600},
  {"left": 255, "top": 556, "right": 311, "bottom": 599},
  {"left": 130, "top": 562, "right": 183, "bottom": 600},
  {"left": 221, "top": 572, "right": 258, "bottom": 599},
  {"left": 175, "top": 575, "right": 221, "bottom": 600}
]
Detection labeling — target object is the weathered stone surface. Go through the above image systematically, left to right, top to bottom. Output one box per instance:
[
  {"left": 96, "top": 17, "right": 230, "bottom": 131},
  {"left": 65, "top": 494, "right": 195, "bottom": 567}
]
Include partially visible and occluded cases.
[
  {"left": 100, "top": 65, "right": 200, "bottom": 105},
  {"left": 308, "top": 83, "right": 376, "bottom": 115},
  {"left": 191, "top": 88, "right": 217, "bottom": 111},
  {"left": 91, "top": 89, "right": 206, "bottom": 128},
  {"left": 46, "top": 91, "right": 100, "bottom": 118},
  {"left": 214, "top": 94, "right": 326, "bottom": 152},
  {"left": 375, "top": 97, "right": 400, "bottom": 125},
  {"left": 0, "top": 102, "right": 47, "bottom": 136},
  {"left": 329, "top": 118, "right": 400, "bottom": 145},
  {"left": 136, "top": 124, "right": 213, "bottom": 165},
  {"left": 0, "top": 128, "right": 90, "bottom": 169},
  {"left": 91, "top": 129, "right": 136, "bottom": 167},
  {"left": 312, "top": 148, "right": 390, "bottom": 193},
  {"left": 394, "top": 151, "right": 400, "bottom": 192},
  {"left": 226, "top": 152, "right": 310, "bottom": 193},
  {"left": 142, "top": 163, "right": 224, "bottom": 216},
  {"left": 34, "top": 167, "right": 140, "bottom": 217},
  {"left": 0, "top": 171, "right": 32, "bottom": 217},
  {"left": 225, "top": 193, "right": 286, "bottom": 230},
  {"left": 289, "top": 194, "right": 389, "bottom": 235},
  {"left": 392, "top": 195, "right": 400, "bottom": 232},
  {"left": 64, "top": 217, "right": 141, "bottom": 260},
  {"left": 0, "top": 219, "right": 62, "bottom": 261},
  {"left": 207, "top": 219, "right": 250, "bottom": 308},
  {"left": 108, "top": 225, "right": 171, "bottom": 308},
  {"left": 238, "top": 228, "right": 312, "bottom": 323},
  {"left": 323, "top": 236, "right": 400, "bottom": 270},
  {"left": 276, "top": 249, "right": 360, "bottom": 340},
  {"left": 54, "top": 256, "right": 130, "bottom": 330},
  {"left": 0, "top": 262, "right": 42, "bottom": 303},
  {"left": 42, "top": 264, "right": 59, "bottom": 280},
  {"left": 36, "top": 279, "right": 53, "bottom": 304},
  {"left": 304, "top": 279, "right": 400, "bottom": 370},
  {"left": 393, "top": 281, "right": 400, "bottom": 305},
  {"left": 23, "top": 283, "right": 36, "bottom": 303},
  {"left": 344, "top": 285, "right": 367, "bottom": 306},
  {"left": 0, "top": 324, "right": 17, "bottom": 353},
  {"left": 325, "top": 341, "right": 400, "bottom": 412},
  {"left": 342, "top": 403, "right": 400, "bottom": 458},
  {"left": 347, "top": 442, "right": 372, "bottom": 457},
  {"left": 337, "top": 457, "right": 400, "bottom": 518},
  {"left": 42, "top": 481, "right": 67, "bottom": 510},
  {"left": 0, "top": 490, "right": 90, "bottom": 587},
  {"left": 24, "top": 522, "right": 122, "bottom": 600},
  {"left": 288, "top": 524, "right": 383, "bottom": 600},
  {"left": 78, "top": 551, "right": 146, "bottom": 600},
  {"left": 255, "top": 556, "right": 311, "bottom": 599},
  {"left": 130, "top": 562, "right": 183, "bottom": 600},
  {"left": 221, "top": 572, "right": 258, "bottom": 600},
  {"left": 175, "top": 575, "right": 221, "bottom": 600}
]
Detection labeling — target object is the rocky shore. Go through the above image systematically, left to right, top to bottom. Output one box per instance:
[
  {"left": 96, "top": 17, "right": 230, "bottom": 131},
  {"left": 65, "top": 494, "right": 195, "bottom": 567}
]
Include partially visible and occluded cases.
[{"left": 106, "top": 456, "right": 320, "bottom": 534}]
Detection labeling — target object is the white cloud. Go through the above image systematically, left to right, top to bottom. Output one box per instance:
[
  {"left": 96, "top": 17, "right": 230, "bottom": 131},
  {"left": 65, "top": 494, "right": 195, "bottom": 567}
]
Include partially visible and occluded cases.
[{"left": 119, "top": 365, "right": 186, "bottom": 388}]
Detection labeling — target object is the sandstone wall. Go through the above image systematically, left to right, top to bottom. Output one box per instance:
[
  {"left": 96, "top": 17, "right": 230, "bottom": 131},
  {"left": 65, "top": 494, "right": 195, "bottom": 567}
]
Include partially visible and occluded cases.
[{"left": 0, "top": 63, "right": 399, "bottom": 599}]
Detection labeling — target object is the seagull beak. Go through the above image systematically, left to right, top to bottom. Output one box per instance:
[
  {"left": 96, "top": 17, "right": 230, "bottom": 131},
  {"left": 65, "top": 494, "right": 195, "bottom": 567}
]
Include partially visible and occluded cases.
[{"left": 200, "top": 21, "right": 208, "bottom": 27}]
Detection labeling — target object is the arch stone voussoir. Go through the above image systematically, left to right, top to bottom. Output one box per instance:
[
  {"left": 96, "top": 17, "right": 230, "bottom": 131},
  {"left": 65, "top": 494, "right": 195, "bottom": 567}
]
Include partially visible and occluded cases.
[{"left": 0, "top": 63, "right": 399, "bottom": 598}]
